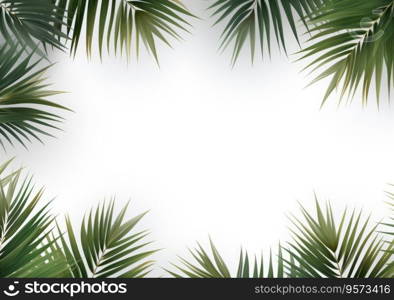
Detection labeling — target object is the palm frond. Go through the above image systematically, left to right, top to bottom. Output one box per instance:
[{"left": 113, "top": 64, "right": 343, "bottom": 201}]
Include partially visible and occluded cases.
[
  {"left": 0, "top": 0, "right": 67, "bottom": 52},
  {"left": 62, "top": 0, "right": 195, "bottom": 62},
  {"left": 209, "top": 0, "right": 324, "bottom": 65},
  {"left": 300, "top": 0, "right": 394, "bottom": 106},
  {"left": 0, "top": 43, "right": 69, "bottom": 150},
  {"left": 0, "top": 158, "right": 19, "bottom": 185},
  {"left": 0, "top": 160, "right": 68, "bottom": 277},
  {"left": 286, "top": 198, "right": 393, "bottom": 278},
  {"left": 58, "top": 200, "right": 156, "bottom": 278},
  {"left": 168, "top": 238, "right": 285, "bottom": 278}
]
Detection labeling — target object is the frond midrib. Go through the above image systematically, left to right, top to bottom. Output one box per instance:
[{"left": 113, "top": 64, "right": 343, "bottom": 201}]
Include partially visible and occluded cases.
[
  {"left": 326, "top": 1, "right": 394, "bottom": 64},
  {"left": 0, "top": 2, "right": 25, "bottom": 27},
  {"left": 0, "top": 214, "right": 10, "bottom": 254},
  {"left": 91, "top": 247, "right": 108, "bottom": 277}
]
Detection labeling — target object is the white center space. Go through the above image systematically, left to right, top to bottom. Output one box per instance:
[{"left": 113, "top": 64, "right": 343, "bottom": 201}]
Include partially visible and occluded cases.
[{"left": 3, "top": 1, "right": 394, "bottom": 275}]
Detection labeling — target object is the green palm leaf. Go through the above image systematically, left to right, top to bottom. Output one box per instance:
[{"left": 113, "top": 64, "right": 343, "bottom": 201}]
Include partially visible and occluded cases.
[
  {"left": 0, "top": 0, "right": 67, "bottom": 52},
  {"left": 61, "top": 0, "right": 195, "bottom": 62},
  {"left": 209, "top": 0, "right": 324, "bottom": 65},
  {"left": 300, "top": 0, "right": 394, "bottom": 106},
  {"left": 0, "top": 44, "right": 69, "bottom": 150},
  {"left": 0, "top": 158, "right": 19, "bottom": 185},
  {"left": 0, "top": 159, "right": 69, "bottom": 278},
  {"left": 381, "top": 189, "right": 394, "bottom": 277},
  {"left": 286, "top": 198, "right": 393, "bottom": 278},
  {"left": 58, "top": 200, "right": 156, "bottom": 278},
  {"left": 168, "top": 238, "right": 285, "bottom": 278}
]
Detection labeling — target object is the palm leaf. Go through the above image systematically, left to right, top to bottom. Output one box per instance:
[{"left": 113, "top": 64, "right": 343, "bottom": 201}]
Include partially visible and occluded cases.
[
  {"left": 0, "top": 0, "right": 68, "bottom": 52},
  {"left": 62, "top": 0, "right": 195, "bottom": 62},
  {"left": 209, "top": 0, "right": 324, "bottom": 65},
  {"left": 300, "top": 0, "right": 394, "bottom": 106},
  {"left": 0, "top": 43, "right": 69, "bottom": 150},
  {"left": 0, "top": 158, "right": 19, "bottom": 185},
  {"left": 0, "top": 159, "right": 69, "bottom": 277},
  {"left": 381, "top": 189, "right": 394, "bottom": 277},
  {"left": 286, "top": 198, "right": 393, "bottom": 278},
  {"left": 59, "top": 199, "right": 156, "bottom": 278},
  {"left": 168, "top": 238, "right": 285, "bottom": 278}
]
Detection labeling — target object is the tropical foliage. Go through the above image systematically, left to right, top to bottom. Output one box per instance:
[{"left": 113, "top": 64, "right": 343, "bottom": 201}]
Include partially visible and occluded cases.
[
  {"left": 0, "top": 0, "right": 67, "bottom": 52},
  {"left": 0, "top": 0, "right": 393, "bottom": 280},
  {"left": 0, "top": 0, "right": 197, "bottom": 149},
  {"left": 0, "top": 0, "right": 68, "bottom": 151},
  {"left": 1, "top": 0, "right": 393, "bottom": 148},
  {"left": 58, "top": 0, "right": 195, "bottom": 61},
  {"left": 209, "top": 0, "right": 324, "bottom": 65},
  {"left": 209, "top": 0, "right": 394, "bottom": 105},
  {"left": 300, "top": 0, "right": 394, "bottom": 106},
  {"left": 0, "top": 44, "right": 68, "bottom": 149},
  {"left": 0, "top": 159, "right": 393, "bottom": 278},
  {"left": 0, "top": 160, "right": 155, "bottom": 278},
  {"left": 0, "top": 160, "right": 68, "bottom": 277},
  {"left": 382, "top": 189, "right": 394, "bottom": 276},
  {"left": 58, "top": 200, "right": 156, "bottom": 278},
  {"left": 169, "top": 200, "right": 394, "bottom": 278},
  {"left": 286, "top": 200, "right": 393, "bottom": 278},
  {"left": 168, "top": 239, "right": 285, "bottom": 278}
]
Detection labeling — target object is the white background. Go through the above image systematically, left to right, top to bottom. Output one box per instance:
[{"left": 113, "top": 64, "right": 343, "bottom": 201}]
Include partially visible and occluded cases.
[{"left": 2, "top": 1, "right": 394, "bottom": 275}]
